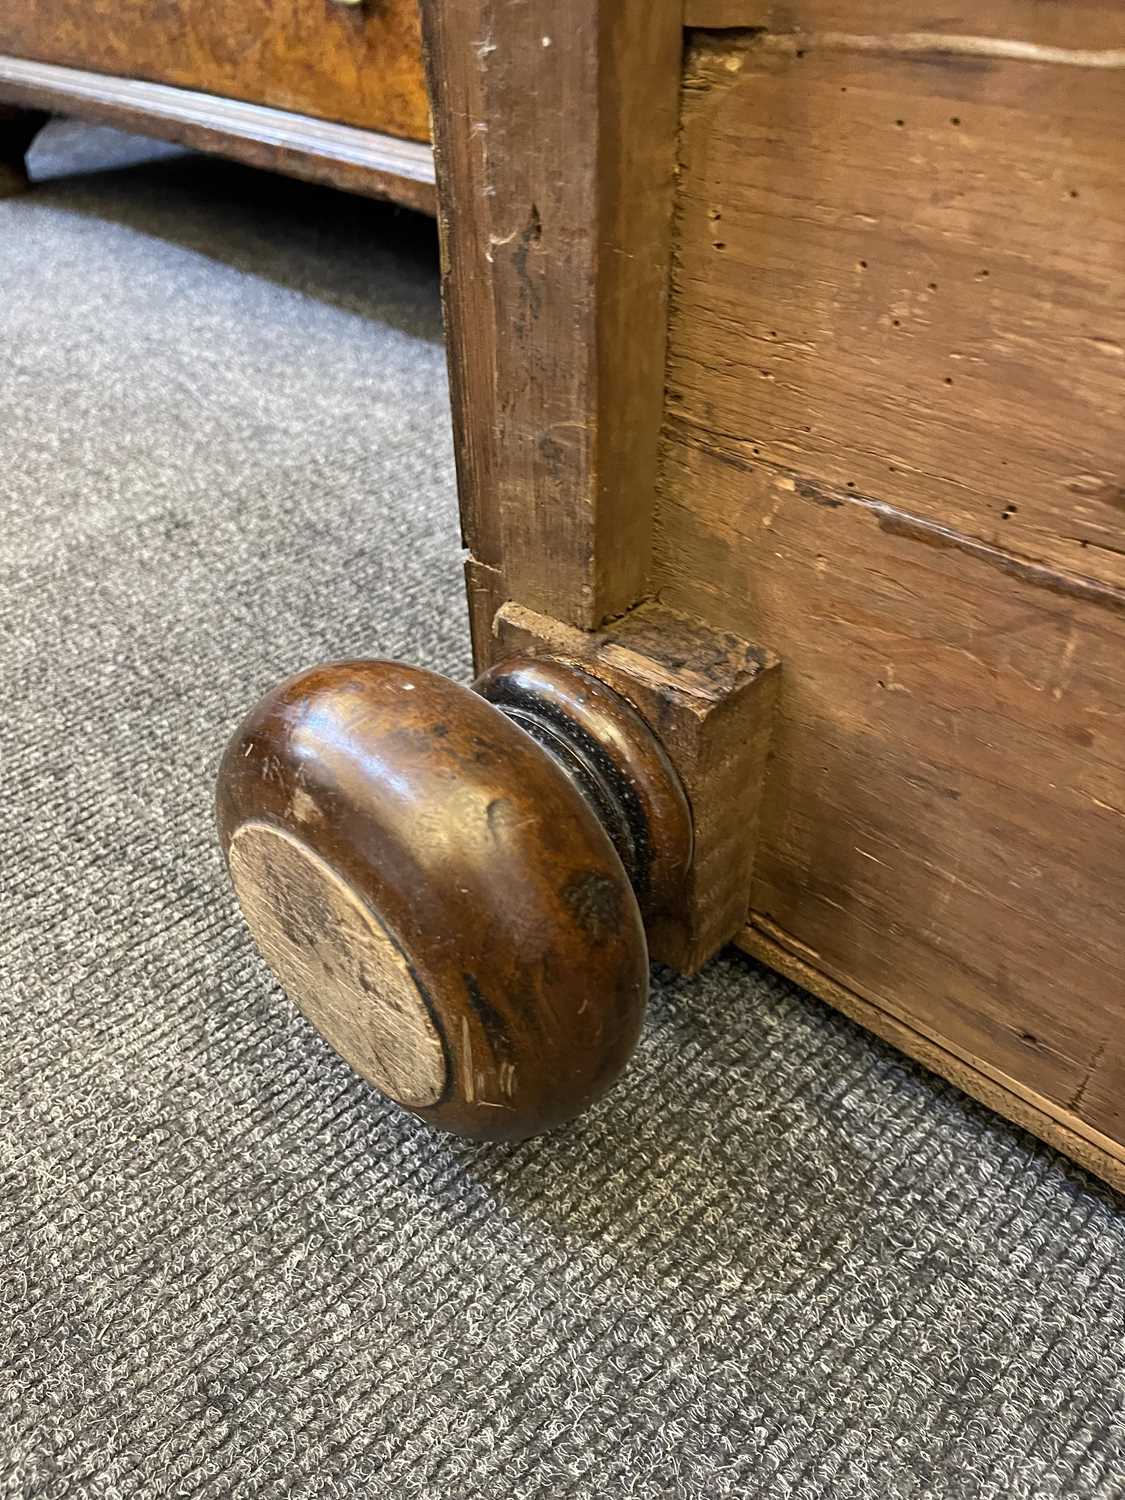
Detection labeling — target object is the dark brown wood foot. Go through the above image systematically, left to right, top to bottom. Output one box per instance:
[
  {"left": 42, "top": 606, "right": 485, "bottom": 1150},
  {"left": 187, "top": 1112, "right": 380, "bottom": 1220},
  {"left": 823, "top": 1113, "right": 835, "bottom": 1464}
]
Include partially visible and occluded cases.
[
  {"left": 0, "top": 107, "right": 49, "bottom": 198},
  {"left": 216, "top": 656, "right": 693, "bottom": 1141}
]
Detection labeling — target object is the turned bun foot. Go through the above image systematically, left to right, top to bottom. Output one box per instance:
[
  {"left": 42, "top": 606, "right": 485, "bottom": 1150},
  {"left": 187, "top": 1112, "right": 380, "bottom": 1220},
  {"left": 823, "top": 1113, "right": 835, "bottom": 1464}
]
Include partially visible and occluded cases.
[{"left": 216, "top": 657, "right": 691, "bottom": 1140}]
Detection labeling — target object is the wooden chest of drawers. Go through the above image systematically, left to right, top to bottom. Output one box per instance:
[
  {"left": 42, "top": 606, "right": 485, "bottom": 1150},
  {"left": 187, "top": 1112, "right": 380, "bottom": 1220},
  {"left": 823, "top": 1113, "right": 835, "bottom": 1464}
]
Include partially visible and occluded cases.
[{"left": 4, "top": 0, "right": 1123, "bottom": 1188}]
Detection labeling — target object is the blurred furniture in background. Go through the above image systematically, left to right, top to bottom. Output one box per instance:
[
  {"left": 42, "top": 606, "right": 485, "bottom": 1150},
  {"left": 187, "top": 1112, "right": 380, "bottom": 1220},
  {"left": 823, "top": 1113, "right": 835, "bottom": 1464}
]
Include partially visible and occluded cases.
[{"left": 0, "top": 0, "right": 434, "bottom": 211}]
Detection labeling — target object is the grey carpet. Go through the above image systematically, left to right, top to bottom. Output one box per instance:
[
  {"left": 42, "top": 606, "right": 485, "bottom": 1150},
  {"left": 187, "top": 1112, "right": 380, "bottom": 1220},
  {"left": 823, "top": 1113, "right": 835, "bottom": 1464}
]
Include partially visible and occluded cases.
[{"left": 2, "top": 121, "right": 1123, "bottom": 1500}]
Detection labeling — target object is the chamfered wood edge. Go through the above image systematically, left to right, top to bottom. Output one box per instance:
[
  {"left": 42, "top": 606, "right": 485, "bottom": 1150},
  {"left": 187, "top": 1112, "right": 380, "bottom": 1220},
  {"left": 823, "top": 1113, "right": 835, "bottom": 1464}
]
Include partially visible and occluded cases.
[
  {"left": 0, "top": 54, "right": 436, "bottom": 214},
  {"left": 464, "top": 558, "right": 507, "bottom": 673},
  {"left": 738, "top": 921, "right": 1125, "bottom": 1196}
]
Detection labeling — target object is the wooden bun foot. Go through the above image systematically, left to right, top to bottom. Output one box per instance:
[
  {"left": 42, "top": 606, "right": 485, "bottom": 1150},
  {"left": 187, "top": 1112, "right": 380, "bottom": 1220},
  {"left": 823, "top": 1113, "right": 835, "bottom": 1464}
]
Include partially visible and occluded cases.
[{"left": 216, "top": 657, "right": 691, "bottom": 1140}]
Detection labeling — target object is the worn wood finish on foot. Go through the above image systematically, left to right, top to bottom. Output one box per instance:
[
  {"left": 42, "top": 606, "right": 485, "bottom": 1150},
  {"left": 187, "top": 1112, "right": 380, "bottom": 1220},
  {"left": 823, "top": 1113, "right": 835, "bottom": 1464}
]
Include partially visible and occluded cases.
[
  {"left": 203, "top": 0, "right": 1125, "bottom": 1183},
  {"left": 423, "top": 0, "right": 1125, "bottom": 1186},
  {"left": 216, "top": 657, "right": 702, "bottom": 1139}
]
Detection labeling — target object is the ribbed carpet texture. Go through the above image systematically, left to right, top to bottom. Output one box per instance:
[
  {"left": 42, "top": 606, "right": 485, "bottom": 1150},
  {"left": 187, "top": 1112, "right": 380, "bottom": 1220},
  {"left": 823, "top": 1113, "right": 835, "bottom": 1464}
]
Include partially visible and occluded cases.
[{"left": 2, "top": 122, "right": 1123, "bottom": 1500}]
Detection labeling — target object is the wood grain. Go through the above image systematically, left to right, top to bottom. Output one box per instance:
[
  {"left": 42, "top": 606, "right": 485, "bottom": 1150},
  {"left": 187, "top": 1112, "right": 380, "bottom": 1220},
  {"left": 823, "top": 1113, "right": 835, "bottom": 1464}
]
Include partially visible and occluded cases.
[
  {"left": 0, "top": 0, "right": 430, "bottom": 142},
  {"left": 419, "top": 0, "right": 683, "bottom": 628},
  {"left": 683, "top": 0, "right": 1125, "bottom": 46},
  {"left": 658, "top": 15, "right": 1125, "bottom": 1183},
  {"left": 672, "top": 29, "right": 1125, "bottom": 588},
  {"left": 0, "top": 56, "right": 436, "bottom": 213},
  {"left": 655, "top": 437, "right": 1125, "bottom": 1152},
  {"left": 229, "top": 821, "right": 448, "bottom": 1108}
]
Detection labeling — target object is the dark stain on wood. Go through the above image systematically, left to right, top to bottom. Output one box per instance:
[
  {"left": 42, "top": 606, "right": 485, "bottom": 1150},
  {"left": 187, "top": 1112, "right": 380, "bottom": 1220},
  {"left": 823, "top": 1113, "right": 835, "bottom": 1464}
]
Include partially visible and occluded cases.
[
  {"left": 562, "top": 870, "right": 624, "bottom": 941},
  {"left": 463, "top": 973, "right": 514, "bottom": 1055}
]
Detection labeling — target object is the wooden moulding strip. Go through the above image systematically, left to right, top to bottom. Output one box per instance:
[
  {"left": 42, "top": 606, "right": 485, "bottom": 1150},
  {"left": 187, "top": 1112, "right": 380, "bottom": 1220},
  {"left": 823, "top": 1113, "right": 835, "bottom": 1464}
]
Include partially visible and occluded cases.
[{"left": 0, "top": 55, "right": 437, "bottom": 214}]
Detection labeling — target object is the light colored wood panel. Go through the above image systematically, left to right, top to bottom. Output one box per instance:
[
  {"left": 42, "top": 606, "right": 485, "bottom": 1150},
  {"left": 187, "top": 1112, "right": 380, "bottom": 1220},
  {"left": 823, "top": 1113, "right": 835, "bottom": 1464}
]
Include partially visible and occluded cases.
[
  {"left": 0, "top": 0, "right": 430, "bottom": 142},
  {"left": 420, "top": 0, "right": 682, "bottom": 628},
  {"left": 684, "top": 0, "right": 1125, "bottom": 48},
  {"left": 671, "top": 31, "right": 1125, "bottom": 588},
  {"left": 0, "top": 57, "right": 436, "bottom": 213},
  {"left": 654, "top": 439, "right": 1125, "bottom": 1147}
]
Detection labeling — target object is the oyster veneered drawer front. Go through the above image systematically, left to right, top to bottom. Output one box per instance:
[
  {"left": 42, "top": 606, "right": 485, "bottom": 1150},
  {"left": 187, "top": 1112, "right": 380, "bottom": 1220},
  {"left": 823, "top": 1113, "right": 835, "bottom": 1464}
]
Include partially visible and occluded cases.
[{"left": 0, "top": 0, "right": 430, "bottom": 142}]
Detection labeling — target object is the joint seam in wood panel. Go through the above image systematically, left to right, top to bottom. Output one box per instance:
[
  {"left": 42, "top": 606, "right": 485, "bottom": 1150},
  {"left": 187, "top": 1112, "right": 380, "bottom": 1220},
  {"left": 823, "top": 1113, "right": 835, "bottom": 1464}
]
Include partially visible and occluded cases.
[
  {"left": 683, "top": 2, "right": 1125, "bottom": 55},
  {"left": 743, "top": 32, "right": 1125, "bottom": 69},
  {"left": 658, "top": 429, "right": 1125, "bottom": 619}
]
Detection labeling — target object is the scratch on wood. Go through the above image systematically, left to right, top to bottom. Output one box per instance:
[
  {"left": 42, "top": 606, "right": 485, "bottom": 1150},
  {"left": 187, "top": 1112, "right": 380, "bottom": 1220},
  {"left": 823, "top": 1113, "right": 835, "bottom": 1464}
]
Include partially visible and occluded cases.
[
  {"left": 876, "top": 509, "right": 1125, "bottom": 616},
  {"left": 289, "top": 787, "right": 321, "bottom": 824},
  {"left": 854, "top": 847, "right": 891, "bottom": 868},
  {"left": 1070, "top": 1038, "right": 1108, "bottom": 1116}
]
